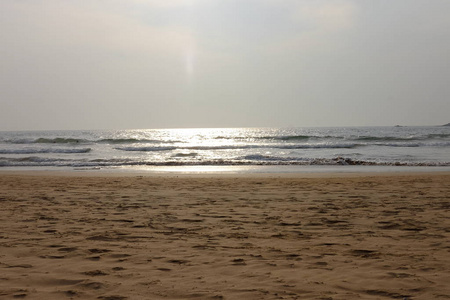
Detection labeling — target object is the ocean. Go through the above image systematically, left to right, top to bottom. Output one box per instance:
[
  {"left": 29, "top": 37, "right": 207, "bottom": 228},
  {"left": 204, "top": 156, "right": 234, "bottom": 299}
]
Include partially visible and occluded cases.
[{"left": 1, "top": 126, "right": 449, "bottom": 172}]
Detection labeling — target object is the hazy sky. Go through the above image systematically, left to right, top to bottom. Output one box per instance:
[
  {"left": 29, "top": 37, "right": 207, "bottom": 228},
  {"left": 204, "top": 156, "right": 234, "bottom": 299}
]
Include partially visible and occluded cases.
[{"left": 1, "top": 0, "right": 450, "bottom": 130}]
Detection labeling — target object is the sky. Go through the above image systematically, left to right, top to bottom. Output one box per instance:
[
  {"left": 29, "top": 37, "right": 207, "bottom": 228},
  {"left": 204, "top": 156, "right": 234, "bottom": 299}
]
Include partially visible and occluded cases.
[{"left": 1, "top": 0, "right": 450, "bottom": 130}]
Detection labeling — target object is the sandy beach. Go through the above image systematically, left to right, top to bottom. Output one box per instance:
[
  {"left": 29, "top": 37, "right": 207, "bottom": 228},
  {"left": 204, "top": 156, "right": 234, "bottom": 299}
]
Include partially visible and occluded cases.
[{"left": 0, "top": 171, "right": 449, "bottom": 300}]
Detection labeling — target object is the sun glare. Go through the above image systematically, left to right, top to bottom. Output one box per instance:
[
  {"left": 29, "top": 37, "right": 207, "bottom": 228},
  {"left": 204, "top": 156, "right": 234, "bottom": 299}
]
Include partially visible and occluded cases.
[{"left": 165, "top": 128, "right": 245, "bottom": 147}]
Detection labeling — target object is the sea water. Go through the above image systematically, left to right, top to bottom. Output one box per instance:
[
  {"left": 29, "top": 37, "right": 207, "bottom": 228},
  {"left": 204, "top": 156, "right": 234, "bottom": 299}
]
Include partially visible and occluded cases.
[{"left": 0, "top": 127, "right": 449, "bottom": 171}]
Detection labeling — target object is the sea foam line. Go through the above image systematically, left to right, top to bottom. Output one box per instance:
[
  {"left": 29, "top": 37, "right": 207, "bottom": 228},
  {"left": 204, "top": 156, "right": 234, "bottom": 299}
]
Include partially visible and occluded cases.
[{"left": 1, "top": 156, "right": 449, "bottom": 167}]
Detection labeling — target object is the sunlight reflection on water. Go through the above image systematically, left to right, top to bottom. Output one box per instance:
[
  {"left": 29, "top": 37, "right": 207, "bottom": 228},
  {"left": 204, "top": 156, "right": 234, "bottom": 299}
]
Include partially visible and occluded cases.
[{"left": 140, "top": 165, "right": 252, "bottom": 173}]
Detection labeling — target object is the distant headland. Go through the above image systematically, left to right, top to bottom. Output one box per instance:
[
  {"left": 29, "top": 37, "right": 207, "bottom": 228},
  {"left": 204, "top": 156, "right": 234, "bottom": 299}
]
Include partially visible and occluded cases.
[{"left": 443, "top": 123, "right": 450, "bottom": 127}]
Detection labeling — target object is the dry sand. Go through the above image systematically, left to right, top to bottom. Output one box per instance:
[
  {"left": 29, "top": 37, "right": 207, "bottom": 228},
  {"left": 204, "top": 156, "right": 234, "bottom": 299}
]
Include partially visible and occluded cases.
[{"left": 0, "top": 172, "right": 449, "bottom": 300}]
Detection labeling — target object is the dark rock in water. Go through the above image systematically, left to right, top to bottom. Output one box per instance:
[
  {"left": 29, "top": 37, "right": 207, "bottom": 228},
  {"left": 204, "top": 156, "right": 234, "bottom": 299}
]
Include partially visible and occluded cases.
[{"left": 442, "top": 123, "right": 450, "bottom": 127}]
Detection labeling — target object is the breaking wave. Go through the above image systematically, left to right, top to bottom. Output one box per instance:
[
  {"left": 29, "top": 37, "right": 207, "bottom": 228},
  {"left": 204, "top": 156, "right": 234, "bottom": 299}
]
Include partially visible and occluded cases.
[
  {"left": 1, "top": 126, "right": 449, "bottom": 169},
  {"left": 34, "top": 138, "right": 87, "bottom": 144},
  {"left": 98, "top": 138, "right": 180, "bottom": 144},
  {"left": 116, "top": 143, "right": 359, "bottom": 152},
  {"left": 115, "top": 146, "right": 177, "bottom": 152},
  {"left": 0, "top": 148, "right": 91, "bottom": 154},
  {"left": 171, "top": 152, "right": 199, "bottom": 158},
  {"left": 1, "top": 156, "right": 449, "bottom": 168}
]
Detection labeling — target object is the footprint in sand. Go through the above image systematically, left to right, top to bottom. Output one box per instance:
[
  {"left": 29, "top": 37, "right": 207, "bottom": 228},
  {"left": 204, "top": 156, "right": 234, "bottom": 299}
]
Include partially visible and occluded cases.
[{"left": 83, "top": 270, "right": 109, "bottom": 276}]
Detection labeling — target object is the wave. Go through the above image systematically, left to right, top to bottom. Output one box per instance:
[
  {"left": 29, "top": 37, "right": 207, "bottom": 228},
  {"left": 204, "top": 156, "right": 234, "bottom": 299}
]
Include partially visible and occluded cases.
[
  {"left": 1, "top": 127, "right": 448, "bottom": 170},
  {"left": 2, "top": 131, "right": 447, "bottom": 147},
  {"left": 252, "top": 133, "right": 450, "bottom": 143},
  {"left": 426, "top": 133, "right": 450, "bottom": 139},
  {"left": 354, "top": 134, "right": 450, "bottom": 142},
  {"left": 214, "top": 135, "right": 333, "bottom": 141},
  {"left": 259, "top": 135, "right": 311, "bottom": 141},
  {"left": 353, "top": 136, "right": 420, "bottom": 142},
  {"left": 2, "top": 137, "right": 180, "bottom": 145},
  {"left": 0, "top": 138, "right": 86, "bottom": 144},
  {"left": 34, "top": 138, "right": 87, "bottom": 144},
  {"left": 98, "top": 138, "right": 180, "bottom": 144},
  {"left": 99, "top": 138, "right": 150, "bottom": 144},
  {"left": 115, "top": 141, "right": 449, "bottom": 152},
  {"left": 372, "top": 141, "right": 450, "bottom": 148},
  {"left": 116, "top": 143, "right": 359, "bottom": 152},
  {"left": 277, "top": 143, "right": 358, "bottom": 149},
  {"left": 116, "top": 145, "right": 254, "bottom": 152},
  {"left": 115, "top": 146, "right": 177, "bottom": 152},
  {"left": 0, "top": 148, "right": 91, "bottom": 154},
  {"left": 171, "top": 152, "right": 199, "bottom": 158},
  {"left": 240, "top": 154, "right": 308, "bottom": 162},
  {"left": 240, "top": 155, "right": 368, "bottom": 165},
  {"left": 0, "top": 156, "right": 72, "bottom": 167},
  {"left": 0, "top": 156, "right": 135, "bottom": 167},
  {"left": 1, "top": 156, "right": 449, "bottom": 168}
]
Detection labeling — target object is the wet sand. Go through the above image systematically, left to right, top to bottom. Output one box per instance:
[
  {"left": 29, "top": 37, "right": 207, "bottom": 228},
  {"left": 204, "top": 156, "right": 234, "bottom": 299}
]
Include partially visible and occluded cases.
[{"left": 0, "top": 172, "right": 449, "bottom": 299}]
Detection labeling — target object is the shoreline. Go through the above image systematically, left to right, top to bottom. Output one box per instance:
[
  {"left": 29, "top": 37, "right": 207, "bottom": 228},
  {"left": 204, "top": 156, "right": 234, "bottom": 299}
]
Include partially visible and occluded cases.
[
  {"left": 2, "top": 164, "right": 450, "bottom": 177},
  {"left": 1, "top": 171, "right": 449, "bottom": 299}
]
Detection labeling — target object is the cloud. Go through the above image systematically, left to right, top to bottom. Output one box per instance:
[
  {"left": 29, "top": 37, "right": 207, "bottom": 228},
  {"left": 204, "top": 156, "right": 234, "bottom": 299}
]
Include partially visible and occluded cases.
[
  {"left": 0, "top": 0, "right": 199, "bottom": 129},
  {"left": 1, "top": 0, "right": 449, "bottom": 129},
  {"left": 1, "top": 0, "right": 197, "bottom": 93},
  {"left": 123, "top": 0, "right": 200, "bottom": 8},
  {"left": 179, "top": 0, "right": 358, "bottom": 57},
  {"left": 260, "top": 0, "right": 357, "bottom": 30},
  {"left": 274, "top": 0, "right": 357, "bottom": 50},
  {"left": 292, "top": 0, "right": 357, "bottom": 31},
  {"left": 2, "top": 1, "right": 194, "bottom": 57}
]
